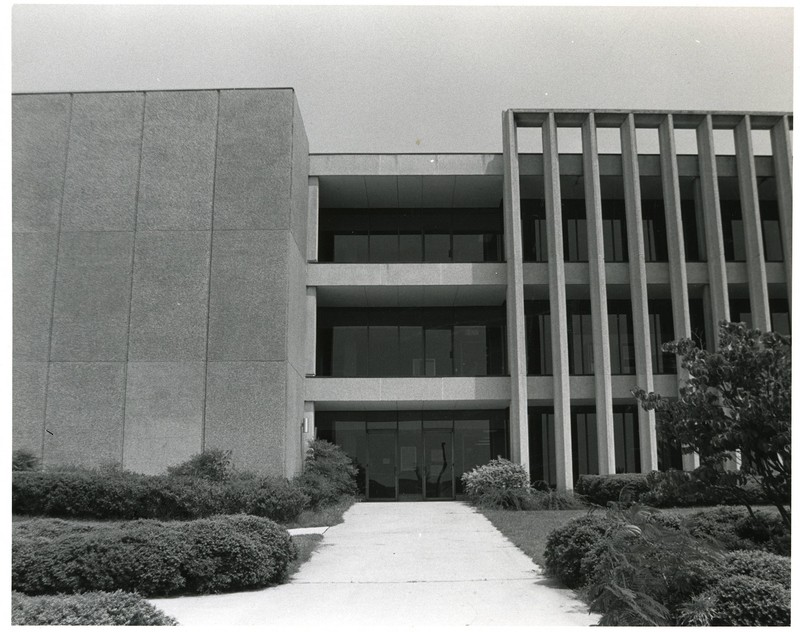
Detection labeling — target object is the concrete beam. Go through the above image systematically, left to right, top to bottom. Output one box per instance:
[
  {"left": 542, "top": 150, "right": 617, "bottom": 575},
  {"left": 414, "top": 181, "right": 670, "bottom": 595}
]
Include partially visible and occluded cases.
[
  {"left": 501, "top": 111, "right": 530, "bottom": 471},
  {"left": 542, "top": 112, "right": 573, "bottom": 491},
  {"left": 581, "top": 113, "right": 615, "bottom": 475},
  {"left": 620, "top": 114, "right": 657, "bottom": 473},
  {"left": 696, "top": 116, "right": 730, "bottom": 349},
  {"left": 734, "top": 116, "right": 770, "bottom": 331},
  {"left": 770, "top": 116, "right": 792, "bottom": 307}
]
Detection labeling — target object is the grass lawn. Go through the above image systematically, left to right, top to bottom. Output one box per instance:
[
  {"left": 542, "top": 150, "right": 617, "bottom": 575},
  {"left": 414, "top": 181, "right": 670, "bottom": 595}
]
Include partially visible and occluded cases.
[{"left": 479, "top": 504, "right": 782, "bottom": 570}]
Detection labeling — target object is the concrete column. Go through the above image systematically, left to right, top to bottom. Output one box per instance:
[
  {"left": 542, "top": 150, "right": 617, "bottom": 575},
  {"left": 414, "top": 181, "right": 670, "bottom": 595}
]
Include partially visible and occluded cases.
[
  {"left": 501, "top": 110, "right": 530, "bottom": 471},
  {"left": 542, "top": 112, "right": 573, "bottom": 490},
  {"left": 581, "top": 113, "right": 615, "bottom": 476},
  {"left": 620, "top": 115, "right": 657, "bottom": 473},
  {"left": 659, "top": 115, "right": 699, "bottom": 471},
  {"left": 696, "top": 115, "right": 730, "bottom": 350},
  {"left": 734, "top": 116, "right": 770, "bottom": 331},
  {"left": 770, "top": 116, "right": 792, "bottom": 306},
  {"left": 307, "top": 176, "right": 319, "bottom": 262},
  {"left": 693, "top": 178, "right": 707, "bottom": 262},
  {"left": 305, "top": 287, "right": 317, "bottom": 376}
]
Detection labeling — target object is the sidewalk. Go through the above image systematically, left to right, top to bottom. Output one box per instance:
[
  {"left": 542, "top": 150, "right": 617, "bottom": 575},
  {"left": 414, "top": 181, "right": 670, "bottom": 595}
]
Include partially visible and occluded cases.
[{"left": 150, "top": 502, "right": 599, "bottom": 627}]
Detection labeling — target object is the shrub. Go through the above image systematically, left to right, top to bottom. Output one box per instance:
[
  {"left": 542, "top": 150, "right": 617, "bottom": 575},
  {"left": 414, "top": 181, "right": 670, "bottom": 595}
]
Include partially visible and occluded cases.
[
  {"left": 294, "top": 440, "right": 357, "bottom": 507},
  {"left": 13, "top": 449, "right": 40, "bottom": 471},
  {"left": 166, "top": 449, "right": 234, "bottom": 482},
  {"left": 462, "top": 458, "right": 529, "bottom": 502},
  {"left": 641, "top": 469, "right": 769, "bottom": 508},
  {"left": 12, "top": 470, "right": 308, "bottom": 523},
  {"left": 574, "top": 473, "right": 650, "bottom": 507},
  {"left": 224, "top": 477, "right": 310, "bottom": 523},
  {"left": 528, "top": 487, "right": 586, "bottom": 510},
  {"left": 583, "top": 505, "right": 725, "bottom": 626},
  {"left": 685, "top": 507, "right": 789, "bottom": 554},
  {"left": 735, "top": 512, "right": 790, "bottom": 556},
  {"left": 543, "top": 514, "right": 608, "bottom": 588},
  {"left": 12, "top": 515, "right": 295, "bottom": 597},
  {"left": 724, "top": 550, "right": 790, "bottom": 589},
  {"left": 704, "top": 575, "right": 790, "bottom": 626},
  {"left": 11, "top": 591, "right": 178, "bottom": 625}
]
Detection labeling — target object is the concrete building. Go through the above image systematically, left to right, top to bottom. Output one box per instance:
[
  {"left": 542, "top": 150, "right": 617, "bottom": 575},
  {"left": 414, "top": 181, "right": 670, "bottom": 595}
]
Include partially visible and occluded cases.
[{"left": 12, "top": 89, "right": 792, "bottom": 498}]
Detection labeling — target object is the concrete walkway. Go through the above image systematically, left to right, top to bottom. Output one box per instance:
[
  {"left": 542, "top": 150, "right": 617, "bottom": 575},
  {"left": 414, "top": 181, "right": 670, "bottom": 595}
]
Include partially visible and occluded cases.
[{"left": 150, "top": 502, "right": 599, "bottom": 627}]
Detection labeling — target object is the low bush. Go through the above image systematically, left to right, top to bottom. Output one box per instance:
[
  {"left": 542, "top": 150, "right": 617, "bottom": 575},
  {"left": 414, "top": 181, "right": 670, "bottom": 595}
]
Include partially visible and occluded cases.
[
  {"left": 294, "top": 440, "right": 357, "bottom": 507},
  {"left": 13, "top": 449, "right": 40, "bottom": 471},
  {"left": 166, "top": 449, "right": 234, "bottom": 482},
  {"left": 462, "top": 458, "right": 531, "bottom": 508},
  {"left": 641, "top": 469, "right": 770, "bottom": 508},
  {"left": 12, "top": 470, "right": 309, "bottom": 523},
  {"left": 574, "top": 473, "right": 650, "bottom": 507},
  {"left": 528, "top": 488, "right": 586, "bottom": 510},
  {"left": 685, "top": 506, "right": 789, "bottom": 554},
  {"left": 543, "top": 514, "right": 608, "bottom": 588},
  {"left": 12, "top": 515, "right": 295, "bottom": 597},
  {"left": 724, "top": 550, "right": 790, "bottom": 589},
  {"left": 704, "top": 575, "right": 790, "bottom": 626},
  {"left": 11, "top": 591, "right": 178, "bottom": 626}
]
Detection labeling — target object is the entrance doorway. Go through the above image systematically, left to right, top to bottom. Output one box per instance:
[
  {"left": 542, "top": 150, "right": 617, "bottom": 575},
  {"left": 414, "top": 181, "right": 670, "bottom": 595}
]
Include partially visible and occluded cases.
[{"left": 316, "top": 410, "right": 509, "bottom": 501}]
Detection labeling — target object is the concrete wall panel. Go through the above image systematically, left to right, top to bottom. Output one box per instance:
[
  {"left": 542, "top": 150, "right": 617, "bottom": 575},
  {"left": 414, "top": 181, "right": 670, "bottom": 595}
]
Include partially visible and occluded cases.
[
  {"left": 213, "top": 90, "right": 293, "bottom": 229},
  {"left": 137, "top": 91, "right": 218, "bottom": 230},
  {"left": 61, "top": 93, "right": 144, "bottom": 231},
  {"left": 12, "top": 94, "right": 71, "bottom": 232},
  {"left": 290, "top": 94, "right": 310, "bottom": 253},
  {"left": 207, "top": 230, "right": 287, "bottom": 361},
  {"left": 51, "top": 231, "right": 134, "bottom": 361},
  {"left": 128, "top": 231, "right": 211, "bottom": 361},
  {"left": 13, "top": 232, "right": 58, "bottom": 360},
  {"left": 286, "top": 238, "right": 307, "bottom": 372},
  {"left": 13, "top": 362, "right": 48, "bottom": 456},
  {"left": 44, "top": 362, "right": 126, "bottom": 467},
  {"left": 123, "top": 362, "right": 205, "bottom": 475},
  {"left": 204, "top": 362, "right": 286, "bottom": 474},
  {"left": 285, "top": 366, "right": 305, "bottom": 476}
]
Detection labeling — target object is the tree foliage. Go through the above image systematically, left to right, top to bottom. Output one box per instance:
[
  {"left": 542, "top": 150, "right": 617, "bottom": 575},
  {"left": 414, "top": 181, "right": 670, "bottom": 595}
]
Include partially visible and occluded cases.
[{"left": 633, "top": 321, "right": 790, "bottom": 526}]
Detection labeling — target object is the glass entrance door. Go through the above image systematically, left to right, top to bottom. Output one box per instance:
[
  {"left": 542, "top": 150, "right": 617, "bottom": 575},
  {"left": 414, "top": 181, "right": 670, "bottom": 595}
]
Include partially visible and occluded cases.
[
  {"left": 367, "top": 430, "right": 397, "bottom": 500},
  {"left": 424, "top": 430, "right": 454, "bottom": 499}
]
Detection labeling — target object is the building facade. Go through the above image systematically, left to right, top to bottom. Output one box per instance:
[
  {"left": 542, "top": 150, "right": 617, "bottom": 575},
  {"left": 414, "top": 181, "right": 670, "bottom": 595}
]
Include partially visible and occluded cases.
[{"left": 12, "top": 89, "right": 792, "bottom": 498}]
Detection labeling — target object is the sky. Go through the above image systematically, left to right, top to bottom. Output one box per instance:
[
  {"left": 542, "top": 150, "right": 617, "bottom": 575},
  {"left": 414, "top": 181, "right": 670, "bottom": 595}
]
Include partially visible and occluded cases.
[{"left": 10, "top": 4, "right": 795, "bottom": 154}]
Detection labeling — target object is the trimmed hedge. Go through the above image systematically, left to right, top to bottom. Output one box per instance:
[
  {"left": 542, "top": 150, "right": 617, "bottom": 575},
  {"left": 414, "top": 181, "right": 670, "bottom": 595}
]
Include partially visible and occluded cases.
[
  {"left": 12, "top": 470, "right": 309, "bottom": 523},
  {"left": 574, "top": 473, "right": 650, "bottom": 507},
  {"left": 685, "top": 507, "right": 790, "bottom": 555},
  {"left": 543, "top": 514, "right": 609, "bottom": 588},
  {"left": 12, "top": 515, "right": 295, "bottom": 597},
  {"left": 724, "top": 550, "right": 791, "bottom": 589},
  {"left": 706, "top": 575, "right": 791, "bottom": 626},
  {"left": 11, "top": 591, "right": 177, "bottom": 626}
]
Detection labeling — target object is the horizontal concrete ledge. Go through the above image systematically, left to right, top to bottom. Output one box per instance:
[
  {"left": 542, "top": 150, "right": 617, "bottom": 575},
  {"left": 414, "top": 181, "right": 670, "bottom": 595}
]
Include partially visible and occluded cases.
[
  {"left": 308, "top": 263, "right": 506, "bottom": 287},
  {"left": 306, "top": 377, "right": 511, "bottom": 404}
]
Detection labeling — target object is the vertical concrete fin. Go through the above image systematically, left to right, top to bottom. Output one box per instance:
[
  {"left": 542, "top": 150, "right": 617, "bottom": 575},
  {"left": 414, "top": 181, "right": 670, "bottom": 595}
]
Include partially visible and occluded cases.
[
  {"left": 501, "top": 110, "right": 530, "bottom": 470},
  {"left": 542, "top": 112, "right": 573, "bottom": 490},
  {"left": 581, "top": 113, "right": 615, "bottom": 476},
  {"left": 620, "top": 114, "right": 657, "bottom": 473},
  {"left": 696, "top": 115, "right": 729, "bottom": 349},
  {"left": 734, "top": 115, "right": 770, "bottom": 331},
  {"left": 770, "top": 116, "right": 792, "bottom": 307}
]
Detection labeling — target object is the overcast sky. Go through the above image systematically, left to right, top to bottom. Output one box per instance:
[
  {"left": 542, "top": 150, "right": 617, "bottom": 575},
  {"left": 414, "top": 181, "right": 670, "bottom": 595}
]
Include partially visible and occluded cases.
[{"left": 11, "top": 5, "right": 794, "bottom": 154}]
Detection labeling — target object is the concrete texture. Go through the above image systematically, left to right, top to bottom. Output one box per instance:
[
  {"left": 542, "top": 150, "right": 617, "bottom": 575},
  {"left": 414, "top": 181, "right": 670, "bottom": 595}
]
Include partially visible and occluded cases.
[
  {"left": 213, "top": 90, "right": 293, "bottom": 230},
  {"left": 137, "top": 91, "right": 217, "bottom": 230},
  {"left": 290, "top": 92, "right": 310, "bottom": 254},
  {"left": 61, "top": 93, "right": 143, "bottom": 231},
  {"left": 12, "top": 94, "right": 71, "bottom": 233},
  {"left": 207, "top": 230, "right": 287, "bottom": 361},
  {"left": 50, "top": 231, "right": 134, "bottom": 361},
  {"left": 128, "top": 231, "right": 211, "bottom": 361},
  {"left": 13, "top": 232, "right": 58, "bottom": 360},
  {"left": 12, "top": 362, "right": 48, "bottom": 456},
  {"left": 44, "top": 362, "right": 126, "bottom": 467},
  {"left": 122, "top": 362, "right": 206, "bottom": 475},
  {"left": 204, "top": 362, "right": 286, "bottom": 474},
  {"left": 150, "top": 502, "right": 598, "bottom": 627}
]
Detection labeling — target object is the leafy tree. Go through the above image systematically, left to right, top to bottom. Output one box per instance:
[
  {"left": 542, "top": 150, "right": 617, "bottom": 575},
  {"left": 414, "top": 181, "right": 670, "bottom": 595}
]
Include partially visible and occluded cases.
[{"left": 633, "top": 321, "right": 790, "bottom": 527}]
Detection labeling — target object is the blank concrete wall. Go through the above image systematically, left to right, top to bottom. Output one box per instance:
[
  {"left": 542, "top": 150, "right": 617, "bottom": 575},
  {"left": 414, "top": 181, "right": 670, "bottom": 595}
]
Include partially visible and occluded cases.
[{"left": 12, "top": 89, "right": 309, "bottom": 476}]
